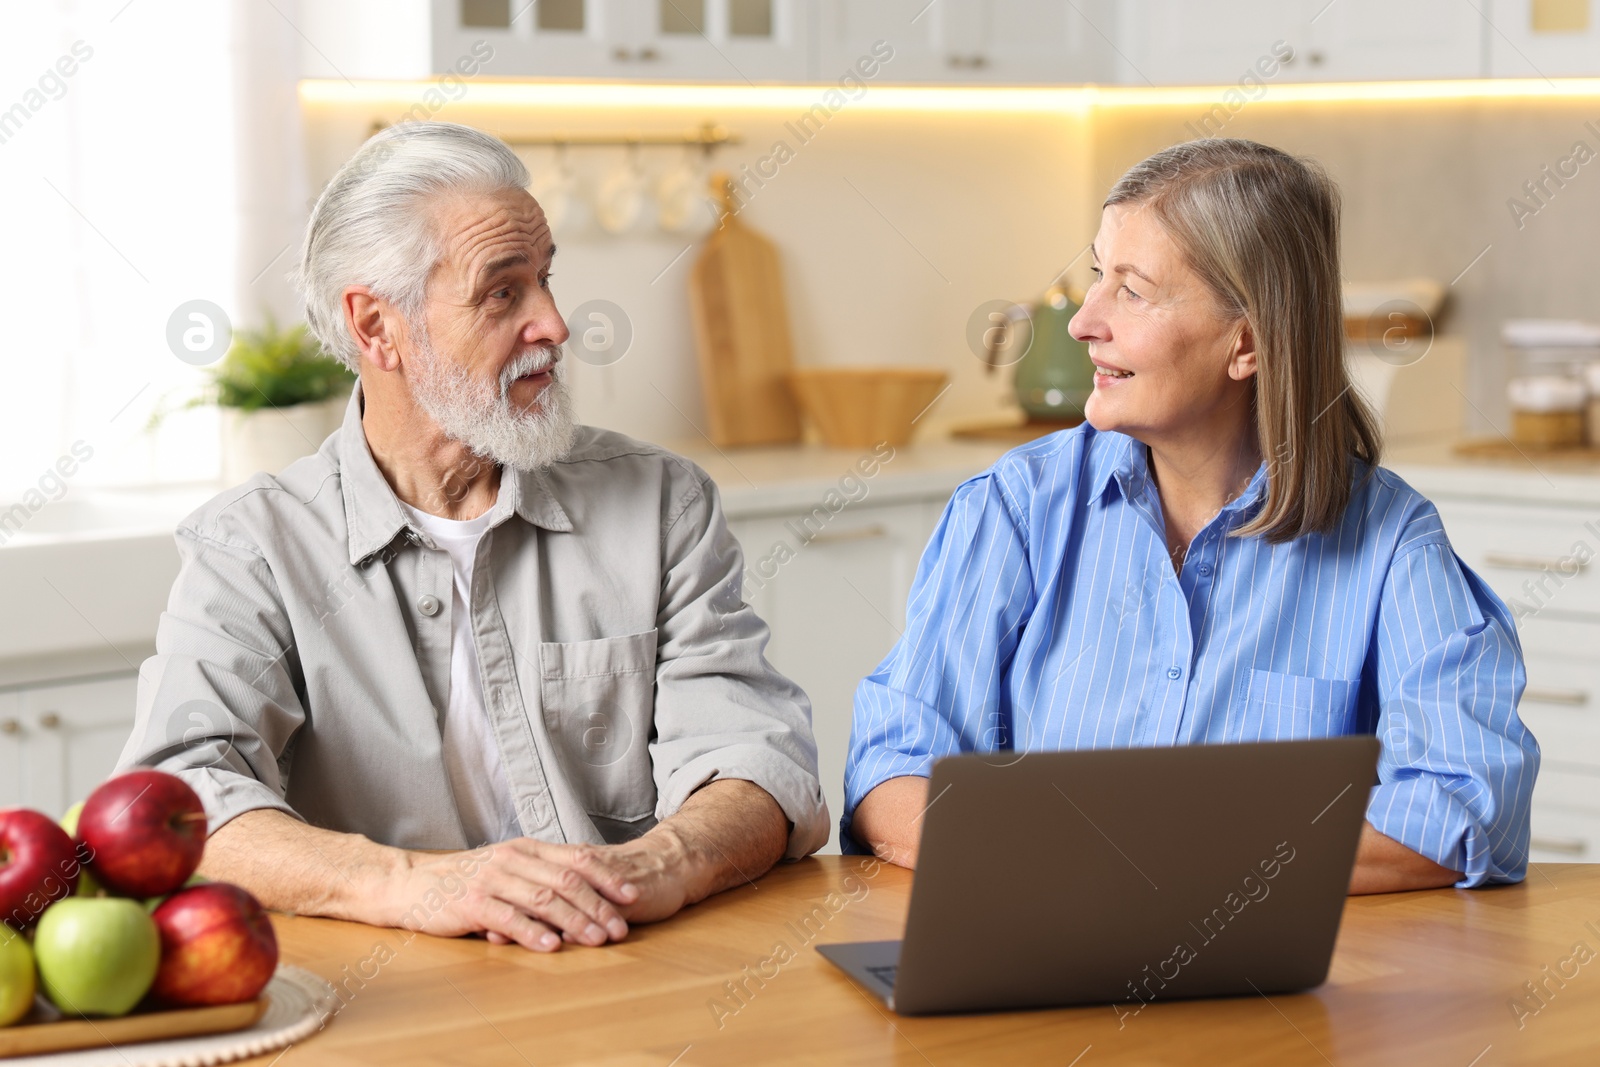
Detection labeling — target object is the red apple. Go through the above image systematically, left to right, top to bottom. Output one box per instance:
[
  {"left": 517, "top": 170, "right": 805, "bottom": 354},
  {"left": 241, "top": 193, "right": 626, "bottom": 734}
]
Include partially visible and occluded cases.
[
  {"left": 78, "top": 771, "right": 207, "bottom": 899},
  {"left": 0, "top": 809, "right": 80, "bottom": 929},
  {"left": 150, "top": 883, "right": 277, "bottom": 1006}
]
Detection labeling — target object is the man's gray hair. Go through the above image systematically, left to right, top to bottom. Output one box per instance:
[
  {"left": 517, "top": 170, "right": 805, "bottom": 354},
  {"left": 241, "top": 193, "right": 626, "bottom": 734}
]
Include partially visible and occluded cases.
[{"left": 295, "top": 121, "right": 529, "bottom": 371}]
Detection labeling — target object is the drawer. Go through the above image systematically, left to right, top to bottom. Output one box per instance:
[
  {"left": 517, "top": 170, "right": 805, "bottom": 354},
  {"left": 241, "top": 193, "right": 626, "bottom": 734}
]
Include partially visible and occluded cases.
[
  {"left": 1435, "top": 499, "right": 1600, "bottom": 618},
  {"left": 1520, "top": 614, "right": 1600, "bottom": 659},
  {"left": 1517, "top": 656, "right": 1600, "bottom": 770},
  {"left": 1532, "top": 765, "right": 1600, "bottom": 812},
  {"left": 1529, "top": 803, "right": 1600, "bottom": 864}
]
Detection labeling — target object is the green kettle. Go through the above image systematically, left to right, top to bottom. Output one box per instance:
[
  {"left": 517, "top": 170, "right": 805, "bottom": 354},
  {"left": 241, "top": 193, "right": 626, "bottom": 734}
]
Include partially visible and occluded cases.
[{"left": 984, "top": 284, "right": 1095, "bottom": 421}]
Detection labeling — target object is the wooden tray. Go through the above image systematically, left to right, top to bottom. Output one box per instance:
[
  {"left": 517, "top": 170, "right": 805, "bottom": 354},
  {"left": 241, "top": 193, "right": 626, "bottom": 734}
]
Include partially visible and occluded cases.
[{"left": 0, "top": 996, "right": 267, "bottom": 1058}]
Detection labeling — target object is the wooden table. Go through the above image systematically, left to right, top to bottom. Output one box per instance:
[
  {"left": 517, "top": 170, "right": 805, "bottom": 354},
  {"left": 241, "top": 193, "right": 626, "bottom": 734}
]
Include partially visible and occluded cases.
[{"left": 240, "top": 857, "right": 1600, "bottom": 1066}]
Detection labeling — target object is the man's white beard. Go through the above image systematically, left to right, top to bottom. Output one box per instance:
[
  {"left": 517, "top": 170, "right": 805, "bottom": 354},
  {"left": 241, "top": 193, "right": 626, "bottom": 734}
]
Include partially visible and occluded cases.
[{"left": 407, "top": 325, "right": 578, "bottom": 472}]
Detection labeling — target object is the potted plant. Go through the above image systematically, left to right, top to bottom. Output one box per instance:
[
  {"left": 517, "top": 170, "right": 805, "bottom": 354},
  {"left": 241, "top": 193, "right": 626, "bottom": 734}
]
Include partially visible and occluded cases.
[{"left": 156, "top": 317, "right": 356, "bottom": 485}]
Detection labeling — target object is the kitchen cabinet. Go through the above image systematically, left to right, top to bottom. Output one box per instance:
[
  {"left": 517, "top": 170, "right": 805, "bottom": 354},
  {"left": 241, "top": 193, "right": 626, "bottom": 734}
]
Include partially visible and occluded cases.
[
  {"left": 302, "top": 0, "right": 1504, "bottom": 84},
  {"left": 427, "top": 0, "right": 809, "bottom": 81},
  {"left": 816, "top": 0, "right": 1116, "bottom": 84},
  {"left": 1113, "top": 0, "right": 1483, "bottom": 85},
  {"left": 1113, "top": 0, "right": 1307, "bottom": 86},
  {"left": 1300, "top": 0, "right": 1483, "bottom": 82},
  {"left": 1488, "top": 0, "right": 1600, "bottom": 77},
  {"left": 1427, "top": 495, "right": 1600, "bottom": 866},
  {"left": 728, "top": 498, "right": 944, "bottom": 853},
  {"left": 1, "top": 673, "right": 137, "bottom": 819}
]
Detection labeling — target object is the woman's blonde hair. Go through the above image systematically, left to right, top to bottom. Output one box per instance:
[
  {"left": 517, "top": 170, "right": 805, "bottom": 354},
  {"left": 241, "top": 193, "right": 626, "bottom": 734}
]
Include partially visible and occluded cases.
[{"left": 1104, "top": 138, "right": 1381, "bottom": 543}]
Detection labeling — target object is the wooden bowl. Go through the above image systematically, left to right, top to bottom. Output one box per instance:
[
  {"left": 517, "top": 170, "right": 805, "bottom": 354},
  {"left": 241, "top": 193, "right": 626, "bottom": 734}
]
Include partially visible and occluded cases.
[{"left": 786, "top": 367, "right": 949, "bottom": 449}]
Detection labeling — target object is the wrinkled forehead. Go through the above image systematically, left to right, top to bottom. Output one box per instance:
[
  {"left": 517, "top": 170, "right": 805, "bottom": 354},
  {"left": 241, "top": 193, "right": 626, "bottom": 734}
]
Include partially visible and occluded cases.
[{"left": 429, "top": 187, "right": 553, "bottom": 284}]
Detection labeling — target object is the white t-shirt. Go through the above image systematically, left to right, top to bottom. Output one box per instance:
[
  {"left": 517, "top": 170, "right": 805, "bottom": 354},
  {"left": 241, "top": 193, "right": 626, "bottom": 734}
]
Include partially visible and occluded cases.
[{"left": 397, "top": 497, "right": 521, "bottom": 846}]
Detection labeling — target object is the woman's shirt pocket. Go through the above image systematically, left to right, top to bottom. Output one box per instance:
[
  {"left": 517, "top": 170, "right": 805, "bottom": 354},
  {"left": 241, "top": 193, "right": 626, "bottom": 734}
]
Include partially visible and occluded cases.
[
  {"left": 540, "top": 629, "right": 659, "bottom": 830},
  {"left": 1228, "top": 668, "right": 1358, "bottom": 742}
]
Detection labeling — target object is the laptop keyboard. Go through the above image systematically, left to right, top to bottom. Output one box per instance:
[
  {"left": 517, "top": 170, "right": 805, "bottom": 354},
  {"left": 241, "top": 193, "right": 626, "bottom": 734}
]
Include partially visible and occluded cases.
[{"left": 866, "top": 964, "right": 899, "bottom": 988}]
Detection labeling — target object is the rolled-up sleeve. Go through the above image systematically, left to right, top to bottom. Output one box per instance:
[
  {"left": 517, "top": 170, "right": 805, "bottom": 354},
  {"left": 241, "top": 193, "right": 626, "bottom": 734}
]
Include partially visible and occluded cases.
[
  {"left": 648, "top": 473, "right": 828, "bottom": 860},
  {"left": 842, "top": 473, "right": 1036, "bottom": 851},
  {"left": 117, "top": 527, "right": 307, "bottom": 834},
  {"left": 1368, "top": 540, "right": 1539, "bottom": 886}
]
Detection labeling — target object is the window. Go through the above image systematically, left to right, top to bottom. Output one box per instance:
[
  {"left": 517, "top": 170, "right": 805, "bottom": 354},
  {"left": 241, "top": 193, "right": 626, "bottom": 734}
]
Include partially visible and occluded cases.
[
  {"left": 460, "top": 0, "right": 512, "bottom": 29},
  {"left": 538, "top": 0, "right": 586, "bottom": 32},
  {"left": 660, "top": 0, "right": 706, "bottom": 35},
  {"left": 729, "top": 0, "right": 774, "bottom": 37},
  {"left": 0, "top": 1, "right": 241, "bottom": 494}
]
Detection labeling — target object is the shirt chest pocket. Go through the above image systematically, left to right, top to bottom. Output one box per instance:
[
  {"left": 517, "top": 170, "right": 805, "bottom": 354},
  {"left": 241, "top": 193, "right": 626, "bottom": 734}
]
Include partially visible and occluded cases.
[
  {"left": 540, "top": 629, "right": 659, "bottom": 830},
  {"left": 1228, "top": 669, "right": 1358, "bottom": 742}
]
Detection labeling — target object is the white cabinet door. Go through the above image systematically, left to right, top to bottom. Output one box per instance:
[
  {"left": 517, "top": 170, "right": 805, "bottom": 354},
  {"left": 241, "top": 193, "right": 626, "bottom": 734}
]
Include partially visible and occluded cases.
[
  {"left": 430, "top": 0, "right": 639, "bottom": 79},
  {"left": 639, "top": 0, "right": 810, "bottom": 82},
  {"left": 816, "top": 0, "right": 956, "bottom": 82},
  {"left": 820, "top": 0, "right": 1116, "bottom": 84},
  {"left": 936, "top": 0, "right": 1117, "bottom": 83},
  {"left": 1114, "top": 0, "right": 1307, "bottom": 85},
  {"left": 1303, "top": 0, "right": 1483, "bottom": 81},
  {"left": 1489, "top": 0, "right": 1600, "bottom": 77},
  {"left": 729, "top": 499, "right": 941, "bottom": 852},
  {"left": 16, "top": 675, "right": 139, "bottom": 820},
  {"left": 0, "top": 692, "right": 22, "bottom": 809}
]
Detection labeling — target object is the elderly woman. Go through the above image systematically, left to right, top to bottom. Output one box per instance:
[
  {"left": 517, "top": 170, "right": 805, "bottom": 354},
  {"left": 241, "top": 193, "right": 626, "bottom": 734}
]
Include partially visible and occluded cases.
[{"left": 844, "top": 139, "right": 1538, "bottom": 892}]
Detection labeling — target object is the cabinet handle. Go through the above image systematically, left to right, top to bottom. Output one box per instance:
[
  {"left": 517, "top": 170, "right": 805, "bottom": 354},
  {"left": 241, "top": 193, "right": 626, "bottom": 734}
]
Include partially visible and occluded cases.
[
  {"left": 637, "top": 46, "right": 659, "bottom": 61},
  {"left": 1308, "top": 50, "right": 1325, "bottom": 66},
  {"left": 946, "top": 53, "right": 988, "bottom": 69},
  {"left": 805, "top": 524, "right": 889, "bottom": 546},
  {"left": 1483, "top": 551, "right": 1584, "bottom": 573},
  {"left": 1524, "top": 686, "right": 1589, "bottom": 707},
  {"left": 38, "top": 712, "right": 61, "bottom": 729},
  {"left": 0, "top": 718, "right": 19, "bottom": 735},
  {"left": 1531, "top": 836, "right": 1589, "bottom": 856}
]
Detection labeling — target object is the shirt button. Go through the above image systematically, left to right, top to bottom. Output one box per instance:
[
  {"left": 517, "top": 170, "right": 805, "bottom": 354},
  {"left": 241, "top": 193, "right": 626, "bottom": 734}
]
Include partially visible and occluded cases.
[
  {"left": 1198, "top": 563, "right": 1213, "bottom": 577},
  {"left": 417, "top": 594, "right": 441, "bottom": 616},
  {"left": 1167, "top": 667, "right": 1182, "bottom": 680}
]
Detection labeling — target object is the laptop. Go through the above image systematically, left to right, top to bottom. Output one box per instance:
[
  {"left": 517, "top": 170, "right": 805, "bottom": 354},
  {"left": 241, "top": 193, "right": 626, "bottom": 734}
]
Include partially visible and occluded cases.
[{"left": 818, "top": 735, "right": 1380, "bottom": 1015}]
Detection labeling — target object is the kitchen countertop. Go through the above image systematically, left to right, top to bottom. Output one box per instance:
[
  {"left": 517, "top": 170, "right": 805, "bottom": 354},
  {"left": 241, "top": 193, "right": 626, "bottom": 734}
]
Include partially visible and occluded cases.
[
  {"left": 665, "top": 437, "right": 1014, "bottom": 518},
  {"left": 1386, "top": 438, "right": 1600, "bottom": 507}
]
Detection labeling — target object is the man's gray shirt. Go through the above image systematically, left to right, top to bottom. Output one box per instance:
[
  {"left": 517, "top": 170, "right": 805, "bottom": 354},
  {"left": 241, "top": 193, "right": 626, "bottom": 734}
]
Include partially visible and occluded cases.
[{"left": 118, "top": 386, "right": 829, "bottom": 858}]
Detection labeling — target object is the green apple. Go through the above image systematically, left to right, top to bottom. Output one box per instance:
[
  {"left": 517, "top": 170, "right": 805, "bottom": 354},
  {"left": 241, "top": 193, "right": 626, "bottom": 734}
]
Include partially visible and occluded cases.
[
  {"left": 58, "top": 802, "right": 104, "bottom": 899},
  {"left": 59, "top": 802, "right": 83, "bottom": 838},
  {"left": 34, "top": 898, "right": 159, "bottom": 1017},
  {"left": 0, "top": 928, "right": 35, "bottom": 1027}
]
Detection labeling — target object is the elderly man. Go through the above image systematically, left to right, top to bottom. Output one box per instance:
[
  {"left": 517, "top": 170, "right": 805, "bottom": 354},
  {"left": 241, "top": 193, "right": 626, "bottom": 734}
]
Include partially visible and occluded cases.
[{"left": 118, "top": 121, "right": 827, "bottom": 951}]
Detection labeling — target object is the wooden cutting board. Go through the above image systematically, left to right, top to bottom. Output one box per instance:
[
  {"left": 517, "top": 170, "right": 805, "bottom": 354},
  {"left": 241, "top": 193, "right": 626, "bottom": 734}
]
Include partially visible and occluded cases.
[
  {"left": 688, "top": 173, "right": 803, "bottom": 446},
  {"left": 0, "top": 996, "right": 267, "bottom": 1057}
]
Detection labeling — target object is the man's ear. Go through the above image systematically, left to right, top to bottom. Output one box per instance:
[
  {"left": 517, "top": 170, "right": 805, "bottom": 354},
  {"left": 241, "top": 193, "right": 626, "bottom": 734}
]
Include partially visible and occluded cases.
[
  {"left": 344, "top": 286, "right": 402, "bottom": 372},
  {"left": 1227, "top": 318, "right": 1258, "bottom": 382}
]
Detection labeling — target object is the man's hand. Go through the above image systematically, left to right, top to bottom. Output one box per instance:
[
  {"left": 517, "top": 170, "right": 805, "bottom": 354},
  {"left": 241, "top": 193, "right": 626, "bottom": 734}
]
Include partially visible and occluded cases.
[
  {"left": 479, "top": 778, "right": 790, "bottom": 938},
  {"left": 201, "top": 779, "right": 790, "bottom": 952},
  {"left": 386, "top": 839, "right": 639, "bottom": 951}
]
